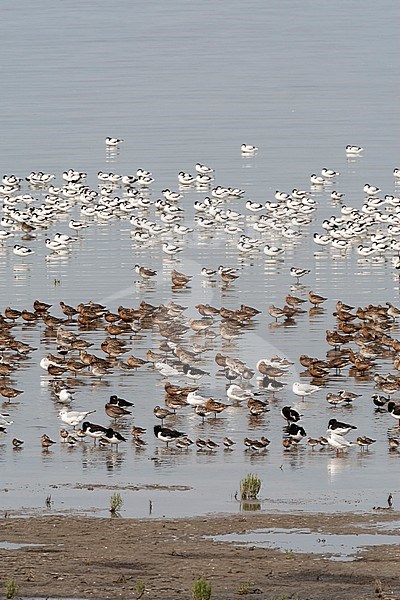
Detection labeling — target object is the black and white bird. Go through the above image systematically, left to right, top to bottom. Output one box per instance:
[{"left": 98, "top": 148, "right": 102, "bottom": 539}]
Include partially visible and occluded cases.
[
  {"left": 109, "top": 394, "right": 134, "bottom": 408},
  {"left": 281, "top": 406, "right": 302, "bottom": 424},
  {"left": 327, "top": 418, "right": 357, "bottom": 436},
  {"left": 81, "top": 421, "right": 108, "bottom": 444},
  {"left": 154, "top": 425, "right": 186, "bottom": 447}
]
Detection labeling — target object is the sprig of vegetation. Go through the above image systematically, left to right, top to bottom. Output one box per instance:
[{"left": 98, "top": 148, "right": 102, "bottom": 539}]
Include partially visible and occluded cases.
[
  {"left": 240, "top": 473, "right": 261, "bottom": 500},
  {"left": 109, "top": 492, "right": 123, "bottom": 516},
  {"left": 192, "top": 575, "right": 212, "bottom": 600},
  {"left": 5, "top": 579, "right": 18, "bottom": 599},
  {"left": 134, "top": 579, "right": 145, "bottom": 599}
]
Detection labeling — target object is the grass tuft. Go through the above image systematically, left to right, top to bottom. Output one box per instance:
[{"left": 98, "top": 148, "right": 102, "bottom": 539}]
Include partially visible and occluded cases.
[
  {"left": 240, "top": 473, "right": 262, "bottom": 501},
  {"left": 109, "top": 492, "right": 123, "bottom": 516},
  {"left": 192, "top": 575, "right": 212, "bottom": 600},
  {"left": 5, "top": 579, "right": 18, "bottom": 599},
  {"left": 134, "top": 579, "right": 145, "bottom": 599}
]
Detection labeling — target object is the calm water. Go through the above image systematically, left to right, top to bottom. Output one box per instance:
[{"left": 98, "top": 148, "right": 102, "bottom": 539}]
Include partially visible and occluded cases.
[{"left": 0, "top": 1, "right": 399, "bottom": 519}]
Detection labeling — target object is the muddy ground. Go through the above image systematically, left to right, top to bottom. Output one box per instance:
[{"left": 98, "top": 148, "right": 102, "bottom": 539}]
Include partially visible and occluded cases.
[{"left": 1, "top": 511, "right": 400, "bottom": 599}]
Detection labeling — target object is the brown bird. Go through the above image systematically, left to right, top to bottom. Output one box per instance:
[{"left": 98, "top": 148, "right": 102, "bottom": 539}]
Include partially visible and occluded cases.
[
  {"left": 135, "top": 265, "right": 157, "bottom": 280},
  {"left": 308, "top": 291, "right": 327, "bottom": 306},
  {"left": 285, "top": 294, "right": 307, "bottom": 308},
  {"left": 33, "top": 300, "right": 52, "bottom": 313},
  {"left": 60, "top": 301, "right": 78, "bottom": 319},
  {"left": 268, "top": 305, "right": 286, "bottom": 322},
  {"left": 4, "top": 307, "right": 21, "bottom": 321},
  {"left": 21, "top": 309, "right": 39, "bottom": 323},
  {"left": 42, "top": 314, "right": 66, "bottom": 328},
  {"left": 126, "top": 355, "right": 149, "bottom": 369},
  {"left": 164, "top": 382, "right": 197, "bottom": 397},
  {"left": 0, "top": 386, "right": 23, "bottom": 400},
  {"left": 165, "top": 395, "right": 188, "bottom": 412},
  {"left": 204, "top": 398, "right": 230, "bottom": 417},
  {"left": 105, "top": 403, "right": 131, "bottom": 420},
  {"left": 153, "top": 405, "right": 173, "bottom": 424},
  {"left": 60, "top": 429, "right": 69, "bottom": 442},
  {"left": 41, "top": 434, "right": 56, "bottom": 451},
  {"left": 12, "top": 438, "right": 24, "bottom": 448}
]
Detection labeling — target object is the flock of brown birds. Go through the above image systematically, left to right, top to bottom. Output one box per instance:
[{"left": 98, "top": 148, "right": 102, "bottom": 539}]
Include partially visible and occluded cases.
[{"left": 2, "top": 278, "right": 400, "bottom": 458}]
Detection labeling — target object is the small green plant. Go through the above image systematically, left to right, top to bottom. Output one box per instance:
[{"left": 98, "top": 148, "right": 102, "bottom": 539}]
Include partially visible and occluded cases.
[
  {"left": 53, "top": 278, "right": 61, "bottom": 286},
  {"left": 240, "top": 473, "right": 261, "bottom": 501},
  {"left": 110, "top": 492, "right": 123, "bottom": 516},
  {"left": 45, "top": 494, "right": 52, "bottom": 508},
  {"left": 284, "top": 547, "right": 293, "bottom": 560},
  {"left": 192, "top": 575, "right": 212, "bottom": 600},
  {"left": 5, "top": 579, "right": 18, "bottom": 599},
  {"left": 134, "top": 579, "right": 145, "bottom": 599},
  {"left": 237, "top": 579, "right": 255, "bottom": 595}
]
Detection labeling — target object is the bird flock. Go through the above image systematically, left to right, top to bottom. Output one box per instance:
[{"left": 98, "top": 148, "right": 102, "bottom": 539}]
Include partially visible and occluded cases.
[{"left": 1, "top": 139, "right": 400, "bottom": 510}]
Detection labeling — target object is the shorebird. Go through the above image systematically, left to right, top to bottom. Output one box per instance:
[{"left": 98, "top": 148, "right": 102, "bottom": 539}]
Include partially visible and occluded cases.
[
  {"left": 105, "top": 137, "right": 124, "bottom": 146},
  {"left": 241, "top": 143, "right": 258, "bottom": 154},
  {"left": 346, "top": 145, "right": 363, "bottom": 155},
  {"left": 135, "top": 265, "right": 157, "bottom": 280},
  {"left": 290, "top": 267, "right": 310, "bottom": 284},
  {"left": 105, "top": 402, "right": 131, "bottom": 420},
  {"left": 387, "top": 402, "right": 400, "bottom": 428},
  {"left": 281, "top": 406, "right": 302, "bottom": 424},
  {"left": 327, "top": 418, "right": 357, "bottom": 436},
  {"left": 154, "top": 425, "right": 186, "bottom": 447},
  {"left": 102, "top": 428, "right": 126, "bottom": 449},
  {"left": 41, "top": 434, "right": 56, "bottom": 451},
  {"left": 356, "top": 436, "right": 376, "bottom": 451}
]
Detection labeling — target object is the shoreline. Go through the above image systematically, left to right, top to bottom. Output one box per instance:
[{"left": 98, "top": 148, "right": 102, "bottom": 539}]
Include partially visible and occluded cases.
[{"left": 1, "top": 510, "right": 400, "bottom": 599}]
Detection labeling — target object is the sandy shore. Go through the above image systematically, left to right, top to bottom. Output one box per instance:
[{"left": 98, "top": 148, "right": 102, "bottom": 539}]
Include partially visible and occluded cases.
[{"left": 1, "top": 511, "right": 400, "bottom": 599}]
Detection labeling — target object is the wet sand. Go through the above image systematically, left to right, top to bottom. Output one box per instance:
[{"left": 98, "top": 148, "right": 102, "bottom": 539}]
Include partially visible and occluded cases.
[{"left": 1, "top": 511, "right": 400, "bottom": 599}]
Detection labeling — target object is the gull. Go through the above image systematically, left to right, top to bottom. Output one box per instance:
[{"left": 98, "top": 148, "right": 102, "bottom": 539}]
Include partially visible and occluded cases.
[
  {"left": 155, "top": 362, "right": 181, "bottom": 377},
  {"left": 292, "top": 382, "right": 320, "bottom": 401},
  {"left": 226, "top": 385, "right": 253, "bottom": 402},
  {"left": 58, "top": 388, "right": 74, "bottom": 404},
  {"left": 186, "top": 391, "right": 208, "bottom": 407},
  {"left": 58, "top": 408, "right": 96, "bottom": 428},
  {"left": 327, "top": 430, "right": 355, "bottom": 454}
]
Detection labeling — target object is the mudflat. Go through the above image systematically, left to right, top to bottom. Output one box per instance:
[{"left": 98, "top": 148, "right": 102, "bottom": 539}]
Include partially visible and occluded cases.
[{"left": 1, "top": 511, "right": 400, "bottom": 599}]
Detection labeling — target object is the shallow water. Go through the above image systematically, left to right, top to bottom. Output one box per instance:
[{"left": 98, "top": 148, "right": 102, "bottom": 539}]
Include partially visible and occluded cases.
[
  {"left": 0, "top": 1, "right": 399, "bottom": 519},
  {"left": 211, "top": 527, "right": 400, "bottom": 561}
]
